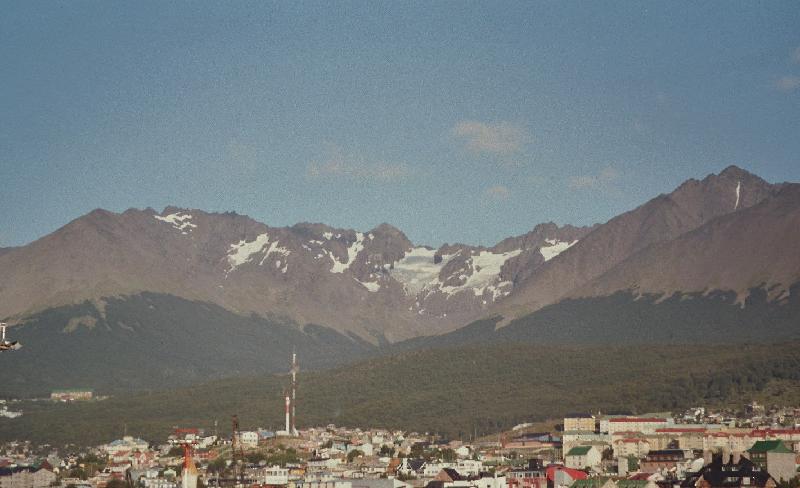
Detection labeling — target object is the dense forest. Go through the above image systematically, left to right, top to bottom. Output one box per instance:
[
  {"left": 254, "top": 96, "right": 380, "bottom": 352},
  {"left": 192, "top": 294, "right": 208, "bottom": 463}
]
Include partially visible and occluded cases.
[{"left": 1, "top": 341, "right": 799, "bottom": 447}]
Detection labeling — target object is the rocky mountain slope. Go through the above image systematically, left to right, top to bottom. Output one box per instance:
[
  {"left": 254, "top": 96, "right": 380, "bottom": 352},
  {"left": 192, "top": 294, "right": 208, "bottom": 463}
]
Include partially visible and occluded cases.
[
  {"left": 1, "top": 165, "right": 799, "bottom": 395},
  {"left": 1, "top": 165, "right": 796, "bottom": 343},
  {"left": 493, "top": 165, "right": 786, "bottom": 320},
  {"left": 570, "top": 183, "right": 800, "bottom": 303},
  {"left": 0, "top": 206, "right": 590, "bottom": 342}
]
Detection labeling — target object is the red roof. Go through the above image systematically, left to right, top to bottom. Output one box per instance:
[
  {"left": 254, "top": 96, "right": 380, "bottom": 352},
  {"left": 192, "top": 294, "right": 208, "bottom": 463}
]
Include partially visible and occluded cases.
[
  {"left": 609, "top": 418, "right": 666, "bottom": 423},
  {"left": 656, "top": 428, "right": 706, "bottom": 433},
  {"left": 751, "top": 429, "right": 800, "bottom": 436},
  {"left": 546, "top": 466, "right": 588, "bottom": 482}
]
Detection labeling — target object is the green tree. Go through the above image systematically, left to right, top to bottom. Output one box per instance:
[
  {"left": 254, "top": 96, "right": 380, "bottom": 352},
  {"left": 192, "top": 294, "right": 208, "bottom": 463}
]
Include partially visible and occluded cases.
[
  {"left": 379, "top": 445, "right": 395, "bottom": 457},
  {"left": 440, "top": 448, "right": 456, "bottom": 462},
  {"left": 347, "top": 450, "right": 365, "bottom": 464},
  {"left": 246, "top": 452, "right": 266, "bottom": 465},
  {"left": 627, "top": 456, "right": 639, "bottom": 472},
  {"left": 207, "top": 457, "right": 227, "bottom": 473},
  {"left": 777, "top": 477, "right": 800, "bottom": 488},
  {"left": 106, "top": 480, "right": 128, "bottom": 488}
]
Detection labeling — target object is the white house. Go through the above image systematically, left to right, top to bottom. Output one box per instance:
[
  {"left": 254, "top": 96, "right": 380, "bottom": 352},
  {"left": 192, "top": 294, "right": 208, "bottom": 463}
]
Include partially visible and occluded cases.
[{"left": 564, "top": 446, "right": 602, "bottom": 471}]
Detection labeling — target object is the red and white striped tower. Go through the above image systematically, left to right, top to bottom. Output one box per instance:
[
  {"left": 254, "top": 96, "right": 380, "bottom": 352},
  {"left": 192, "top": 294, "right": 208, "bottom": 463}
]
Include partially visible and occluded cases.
[
  {"left": 290, "top": 350, "right": 298, "bottom": 436},
  {"left": 284, "top": 393, "right": 291, "bottom": 434}
]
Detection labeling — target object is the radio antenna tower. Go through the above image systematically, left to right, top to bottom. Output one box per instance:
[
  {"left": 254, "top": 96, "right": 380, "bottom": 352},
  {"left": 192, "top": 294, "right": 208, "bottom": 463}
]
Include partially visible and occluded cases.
[
  {"left": 290, "top": 349, "right": 298, "bottom": 436},
  {"left": 230, "top": 415, "right": 244, "bottom": 485}
]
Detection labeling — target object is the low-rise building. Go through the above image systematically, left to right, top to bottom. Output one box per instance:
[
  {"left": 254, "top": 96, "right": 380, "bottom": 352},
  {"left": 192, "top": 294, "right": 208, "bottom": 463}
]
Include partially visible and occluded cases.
[
  {"left": 50, "top": 390, "right": 93, "bottom": 401},
  {"left": 564, "top": 415, "right": 596, "bottom": 433},
  {"left": 747, "top": 440, "right": 796, "bottom": 482},
  {"left": 564, "top": 446, "right": 601, "bottom": 471},
  {"left": 639, "top": 449, "right": 692, "bottom": 474},
  {"left": 680, "top": 454, "right": 777, "bottom": 488},
  {"left": 0, "top": 466, "right": 56, "bottom": 488}
]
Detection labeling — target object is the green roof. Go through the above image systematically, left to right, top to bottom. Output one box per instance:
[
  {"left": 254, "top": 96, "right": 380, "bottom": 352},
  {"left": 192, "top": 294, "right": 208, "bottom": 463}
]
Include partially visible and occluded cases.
[
  {"left": 748, "top": 440, "right": 793, "bottom": 454},
  {"left": 566, "top": 446, "right": 593, "bottom": 456},
  {"left": 571, "top": 478, "right": 609, "bottom": 488},
  {"left": 617, "top": 480, "right": 649, "bottom": 488}
]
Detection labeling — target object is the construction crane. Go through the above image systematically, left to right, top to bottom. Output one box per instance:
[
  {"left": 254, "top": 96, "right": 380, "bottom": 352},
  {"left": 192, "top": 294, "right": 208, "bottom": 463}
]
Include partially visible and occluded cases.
[{"left": 0, "top": 323, "right": 21, "bottom": 352}]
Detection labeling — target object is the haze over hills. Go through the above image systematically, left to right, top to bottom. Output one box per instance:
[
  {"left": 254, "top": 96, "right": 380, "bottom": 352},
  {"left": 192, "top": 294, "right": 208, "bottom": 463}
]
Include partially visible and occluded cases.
[{"left": 1, "top": 165, "right": 799, "bottom": 395}]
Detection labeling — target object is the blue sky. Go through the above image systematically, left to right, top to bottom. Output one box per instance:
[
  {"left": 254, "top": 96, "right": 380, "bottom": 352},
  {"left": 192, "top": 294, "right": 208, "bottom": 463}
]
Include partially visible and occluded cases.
[{"left": 2, "top": 1, "right": 799, "bottom": 248}]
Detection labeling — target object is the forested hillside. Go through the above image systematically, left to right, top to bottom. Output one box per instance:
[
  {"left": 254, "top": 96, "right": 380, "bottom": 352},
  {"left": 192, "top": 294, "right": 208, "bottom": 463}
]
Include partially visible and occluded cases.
[{"left": 2, "top": 341, "right": 798, "bottom": 446}]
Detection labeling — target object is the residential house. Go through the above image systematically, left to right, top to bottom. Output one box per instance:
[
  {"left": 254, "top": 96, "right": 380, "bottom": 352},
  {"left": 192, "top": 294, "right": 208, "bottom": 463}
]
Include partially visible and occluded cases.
[
  {"left": 613, "top": 439, "right": 650, "bottom": 459},
  {"left": 747, "top": 441, "right": 796, "bottom": 482},
  {"left": 565, "top": 446, "right": 601, "bottom": 472},
  {"left": 639, "top": 450, "right": 692, "bottom": 474},
  {"left": 680, "top": 454, "right": 777, "bottom": 488},
  {"left": 506, "top": 459, "right": 546, "bottom": 488},
  {"left": 456, "top": 460, "right": 483, "bottom": 477},
  {"left": 545, "top": 466, "right": 587, "bottom": 488},
  {"left": 0, "top": 467, "right": 56, "bottom": 488},
  {"left": 434, "top": 469, "right": 464, "bottom": 484},
  {"left": 570, "top": 478, "right": 616, "bottom": 488}
]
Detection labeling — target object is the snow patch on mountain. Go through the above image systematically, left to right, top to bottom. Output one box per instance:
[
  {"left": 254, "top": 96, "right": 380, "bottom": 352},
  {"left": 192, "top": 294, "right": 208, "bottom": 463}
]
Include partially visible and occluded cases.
[
  {"left": 734, "top": 181, "right": 741, "bottom": 210},
  {"left": 154, "top": 212, "right": 197, "bottom": 234},
  {"left": 329, "top": 232, "right": 365, "bottom": 273},
  {"left": 227, "top": 233, "right": 290, "bottom": 272},
  {"left": 228, "top": 233, "right": 271, "bottom": 270},
  {"left": 539, "top": 239, "right": 578, "bottom": 261},
  {"left": 258, "top": 240, "right": 291, "bottom": 272},
  {"left": 391, "top": 247, "right": 453, "bottom": 294},
  {"left": 441, "top": 249, "right": 521, "bottom": 297},
  {"left": 355, "top": 278, "right": 381, "bottom": 293}
]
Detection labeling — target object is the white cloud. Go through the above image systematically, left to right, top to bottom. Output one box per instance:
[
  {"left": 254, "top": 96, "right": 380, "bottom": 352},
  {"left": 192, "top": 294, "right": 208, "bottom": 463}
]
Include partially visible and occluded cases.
[
  {"left": 776, "top": 76, "right": 800, "bottom": 92},
  {"left": 452, "top": 121, "right": 530, "bottom": 155},
  {"left": 306, "top": 145, "right": 410, "bottom": 183},
  {"left": 569, "top": 166, "right": 620, "bottom": 190},
  {"left": 484, "top": 185, "right": 511, "bottom": 200}
]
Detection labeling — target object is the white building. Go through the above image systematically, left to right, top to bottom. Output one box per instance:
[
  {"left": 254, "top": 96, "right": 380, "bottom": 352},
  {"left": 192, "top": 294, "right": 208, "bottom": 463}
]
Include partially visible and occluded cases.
[
  {"left": 239, "top": 431, "right": 259, "bottom": 448},
  {"left": 103, "top": 436, "right": 149, "bottom": 455},
  {"left": 564, "top": 446, "right": 602, "bottom": 471},
  {"left": 456, "top": 460, "right": 483, "bottom": 477},
  {"left": 261, "top": 466, "right": 289, "bottom": 485}
]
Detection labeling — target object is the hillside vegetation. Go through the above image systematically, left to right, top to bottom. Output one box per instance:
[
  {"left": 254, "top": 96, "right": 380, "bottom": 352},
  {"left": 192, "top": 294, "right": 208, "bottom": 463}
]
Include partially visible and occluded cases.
[{"left": 1, "top": 342, "right": 799, "bottom": 446}]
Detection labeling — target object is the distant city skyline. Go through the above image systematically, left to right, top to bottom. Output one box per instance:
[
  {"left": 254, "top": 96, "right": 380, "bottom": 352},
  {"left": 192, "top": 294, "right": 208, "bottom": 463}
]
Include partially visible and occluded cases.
[{"left": 2, "top": 2, "right": 799, "bottom": 248}]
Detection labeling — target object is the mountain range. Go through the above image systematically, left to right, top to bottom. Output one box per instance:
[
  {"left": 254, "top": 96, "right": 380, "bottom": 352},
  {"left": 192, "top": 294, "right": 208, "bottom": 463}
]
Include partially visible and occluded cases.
[{"left": 1, "top": 165, "right": 799, "bottom": 396}]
